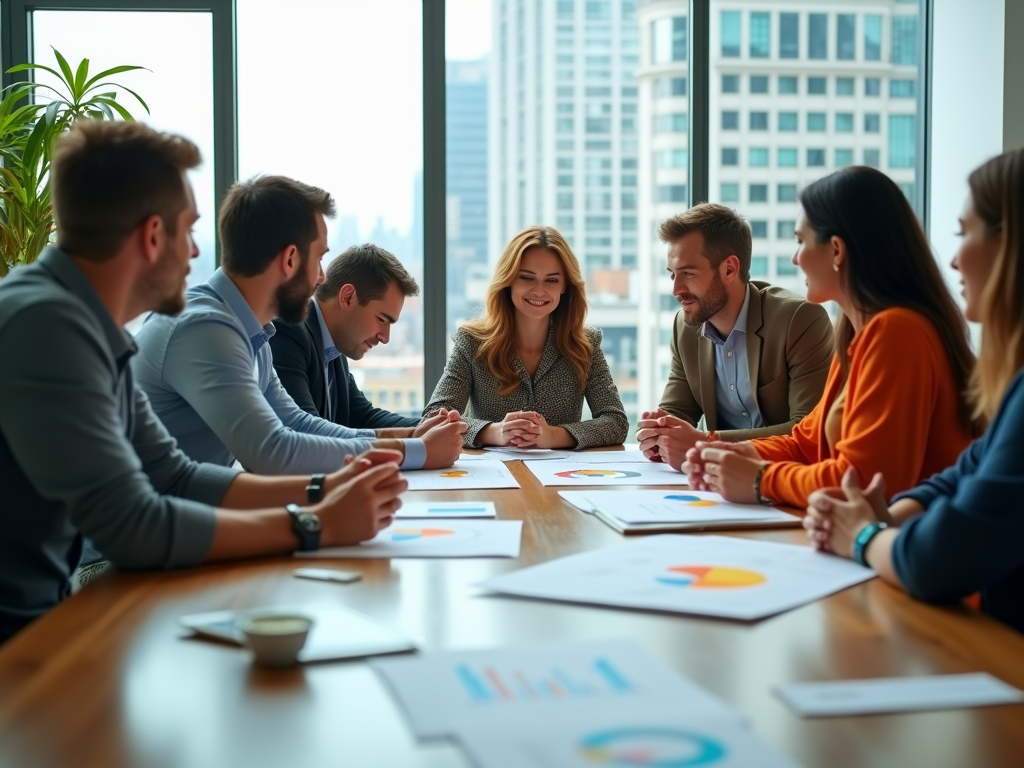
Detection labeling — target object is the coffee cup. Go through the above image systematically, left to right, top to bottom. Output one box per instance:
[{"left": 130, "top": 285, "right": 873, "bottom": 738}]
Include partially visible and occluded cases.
[{"left": 238, "top": 614, "right": 313, "bottom": 667}]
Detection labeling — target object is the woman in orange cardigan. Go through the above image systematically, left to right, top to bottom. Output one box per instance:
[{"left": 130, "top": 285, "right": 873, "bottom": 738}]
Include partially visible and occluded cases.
[{"left": 682, "top": 167, "right": 981, "bottom": 509}]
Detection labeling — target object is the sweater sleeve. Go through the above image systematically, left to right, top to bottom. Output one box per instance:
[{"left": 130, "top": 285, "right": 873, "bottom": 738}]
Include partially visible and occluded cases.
[
  {"left": 560, "top": 328, "right": 630, "bottom": 449},
  {"left": 424, "top": 332, "right": 490, "bottom": 446},
  {"left": 750, "top": 356, "right": 838, "bottom": 465}
]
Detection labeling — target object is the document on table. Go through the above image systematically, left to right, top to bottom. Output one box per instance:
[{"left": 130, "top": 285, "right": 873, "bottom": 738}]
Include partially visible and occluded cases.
[
  {"left": 482, "top": 447, "right": 573, "bottom": 461},
  {"left": 570, "top": 448, "right": 649, "bottom": 464},
  {"left": 403, "top": 459, "right": 520, "bottom": 490},
  {"left": 525, "top": 459, "right": 688, "bottom": 487},
  {"left": 586, "top": 490, "right": 800, "bottom": 533},
  {"left": 395, "top": 501, "right": 497, "bottom": 519},
  {"left": 296, "top": 520, "right": 522, "bottom": 559},
  {"left": 480, "top": 535, "right": 875, "bottom": 621},
  {"left": 370, "top": 638, "right": 740, "bottom": 738},
  {"left": 775, "top": 673, "right": 1024, "bottom": 717}
]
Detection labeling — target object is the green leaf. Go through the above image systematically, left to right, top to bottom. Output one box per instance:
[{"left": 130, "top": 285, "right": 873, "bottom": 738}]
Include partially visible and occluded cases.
[
  {"left": 51, "top": 48, "right": 76, "bottom": 89},
  {"left": 73, "top": 57, "right": 91, "bottom": 99},
  {"left": 6, "top": 62, "right": 66, "bottom": 82},
  {"left": 81, "top": 64, "right": 148, "bottom": 92},
  {"left": 89, "top": 82, "right": 150, "bottom": 114},
  {"left": 92, "top": 96, "right": 135, "bottom": 122},
  {"left": 44, "top": 100, "right": 60, "bottom": 127}
]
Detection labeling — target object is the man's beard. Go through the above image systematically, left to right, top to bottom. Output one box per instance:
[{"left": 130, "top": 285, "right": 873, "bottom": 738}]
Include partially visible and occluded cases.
[
  {"left": 146, "top": 241, "right": 188, "bottom": 316},
  {"left": 275, "top": 264, "right": 314, "bottom": 324},
  {"left": 678, "top": 270, "right": 729, "bottom": 327}
]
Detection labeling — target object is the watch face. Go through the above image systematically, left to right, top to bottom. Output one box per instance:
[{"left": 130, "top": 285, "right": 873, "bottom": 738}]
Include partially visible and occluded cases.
[{"left": 299, "top": 515, "right": 322, "bottom": 534}]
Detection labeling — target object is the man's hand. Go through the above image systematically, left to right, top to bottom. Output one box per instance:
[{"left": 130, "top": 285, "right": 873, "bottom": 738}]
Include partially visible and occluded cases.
[
  {"left": 411, "top": 408, "right": 461, "bottom": 438},
  {"left": 636, "top": 414, "right": 704, "bottom": 468},
  {"left": 421, "top": 417, "right": 468, "bottom": 468},
  {"left": 681, "top": 440, "right": 759, "bottom": 491},
  {"left": 681, "top": 442, "right": 764, "bottom": 501},
  {"left": 326, "top": 448, "right": 404, "bottom": 492},
  {"left": 315, "top": 462, "right": 408, "bottom": 546},
  {"left": 805, "top": 468, "right": 887, "bottom": 556}
]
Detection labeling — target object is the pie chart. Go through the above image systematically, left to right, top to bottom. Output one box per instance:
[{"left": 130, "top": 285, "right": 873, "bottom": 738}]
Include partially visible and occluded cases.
[
  {"left": 555, "top": 469, "right": 642, "bottom": 480},
  {"left": 440, "top": 470, "right": 469, "bottom": 478},
  {"left": 663, "top": 494, "right": 719, "bottom": 507},
  {"left": 390, "top": 528, "right": 456, "bottom": 542},
  {"left": 657, "top": 565, "right": 766, "bottom": 589},
  {"left": 578, "top": 727, "right": 726, "bottom": 766}
]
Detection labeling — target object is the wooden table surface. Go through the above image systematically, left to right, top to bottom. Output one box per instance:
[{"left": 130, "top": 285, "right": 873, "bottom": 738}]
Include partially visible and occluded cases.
[{"left": 2, "top": 457, "right": 1023, "bottom": 768}]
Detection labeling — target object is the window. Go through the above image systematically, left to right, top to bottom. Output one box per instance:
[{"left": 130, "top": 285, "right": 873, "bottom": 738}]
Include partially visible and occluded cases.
[
  {"left": 557, "top": 1, "right": 574, "bottom": 20},
  {"left": 586, "top": 1, "right": 611, "bottom": 21},
  {"left": 721, "top": 11, "right": 741, "bottom": 57},
  {"left": 750, "top": 12, "right": 770, "bottom": 58},
  {"left": 779, "top": 12, "right": 799, "bottom": 59},
  {"left": 808, "top": 13, "right": 827, "bottom": 59},
  {"left": 837, "top": 14, "right": 855, "bottom": 60},
  {"left": 864, "top": 14, "right": 882, "bottom": 60},
  {"left": 892, "top": 15, "right": 918, "bottom": 65},
  {"left": 652, "top": 16, "right": 687, "bottom": 63},
  {"left": 722, "top": 74, "right": 739, "bottom": 93},
  {"left": 750, "top": 75, "right": 769, "bottom": 94},
  {"left": 778, "top": 76, "right": 798, "bottom": 94},
  {"left": 655, "top": 77, "right": 688, "bottom": 97},
  {"left": 807, "top": 77, "right": 826, "bottom": 95},
  {"left": 836, "top": 77, "right": 854, "bottom": 96},
  {"left": 865, "top": 77, "right": 881, "bottom": 96},
  {"left": 890, "top": 79, "right": 917, "bottom": 98},
  {"left": 721, "top": 110, "right": 739, "bottom": 130},
  {"left": 749, "top": 111, "right": 768, "bottom": 130},
  {"left": 778, "top": 112, "right": 798, "bottom": 131},
  {"left": 807, "top": 112, "right": 826, "bottom": 131},
  {"left": 655, "top": 113, "right": 688, "bottom": 133},
  {"left": 835, "top": 113, "right": 854, "bottom": 132},
  {"left": 864, "top": 113, "right": 880, "bottom": 132},
  {"left": 889, "top": 115, "right": 916, "bottom": 168},
  {"left": 586, "top": 117, "right": 611, "bottom": 133},
  {"left": 557, "top": 118, "right": 574, "bottom": 133},
  {"left": 722, "top": 147, "right": 739, "bottom": 166},
  {"left": 748, "top": 147, "right": 769, "bottom": 166},
  {"left": 777, "top": 148, "right": 798, "bottom": 167},
  {"left": 807, "top": 148, "right": 826, "bottom": 167},
  {"left": 835, "top": 148, "right": 854, "bottom": 166},
  {"left": 863, "top": 148, "right": 880, "bottom": 167},
  {"left": 656, "top": 149, "right": 688, "bottom": 168},
  {"left": 557, "top": 157, "right": 574, "bottom": 169},
  {"left": 586, "top": 173, "right": 612, "bottom": 186},
  {"left": 621, "top": 173, "right": 637, "bottom": 186},
  {"left": 557, "top": 174, "right": 574, "bottom": 186},
  {"left": 720, "top": 182, "right": 739, "bottom": 202},
  {"left": 898, "top": 182, "right": 915, "bottom": 202},
  {"left": 749, "top": 183, "right": 768, "bottom": 202},
  {"left": 658, "top": 185, "right": 687, "bottom": 203},
  {"left": 777, "top": 185, "right": 797, "bottom": 203},
  {"left": 557, "top": 192, "right": 575, "bottom": 209},
  {"left": 586, "top": 192, "right": 612, "bottom": 209},
  {"left": 557, "top": 215, "right": 575, "bottom": 231},
  {"left": 777, "top": 219, "right": 796, "bottom": 237},
  {"left": 750, "top": 221, "right": 768, "bottom": 238},
  {"left": 751, "top": 256, "right": 768, "bottom": 277},
  {"left": 777, "top": 257, "right": 799, "bottom": 276}
]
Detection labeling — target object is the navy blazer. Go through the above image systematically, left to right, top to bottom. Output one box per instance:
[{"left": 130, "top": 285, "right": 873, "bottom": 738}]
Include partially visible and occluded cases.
[{"left": 269, "top": 301, "right": 419, "bottom": 430}]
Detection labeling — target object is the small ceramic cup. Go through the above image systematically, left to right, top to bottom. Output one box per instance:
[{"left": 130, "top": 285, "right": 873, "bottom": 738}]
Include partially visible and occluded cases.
[{"left": 238, "top": 614, "right": 313, "bottom": 668}]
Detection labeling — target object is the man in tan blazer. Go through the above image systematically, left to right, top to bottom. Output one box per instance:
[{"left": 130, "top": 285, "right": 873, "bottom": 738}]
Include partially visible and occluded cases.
[{"left": 637, "top": 203, "right": 833, "bottom": 467}]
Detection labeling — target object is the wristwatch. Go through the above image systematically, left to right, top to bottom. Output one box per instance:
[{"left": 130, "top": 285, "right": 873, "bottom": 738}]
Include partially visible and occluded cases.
[
  {"left": 306, "top": 473, "right": 326, "bottom": 504},
  {"left": 286, "top": 503, "right": 322, "bottom": 552},
  {"left": 851, "top": 521, "right": 889, "bottom": 567}
]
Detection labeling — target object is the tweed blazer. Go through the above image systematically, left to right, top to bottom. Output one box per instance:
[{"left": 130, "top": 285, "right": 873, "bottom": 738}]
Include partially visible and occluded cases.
[
  {"left": 659, "top": 281, "right": 834, "bottom": 442},
  {"left": 425, "top": 322, "right": 629, "bottom": 449}
]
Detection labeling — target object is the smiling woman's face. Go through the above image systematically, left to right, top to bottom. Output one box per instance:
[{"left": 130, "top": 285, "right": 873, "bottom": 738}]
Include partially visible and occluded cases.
[
  {"left": 952, "top": 193, "right": 1002, "bottom": 323},
  {"left": 792, "top": 210, "right": 843, "bottom": 305},
  {"left": 509, "top": 246, "right": 565, "bottom": 321}
]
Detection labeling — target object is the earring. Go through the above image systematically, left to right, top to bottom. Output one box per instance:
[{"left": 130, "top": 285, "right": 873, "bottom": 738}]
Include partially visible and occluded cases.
[{"left": 833, "top": 263, "right": 840, "bottom": 272}]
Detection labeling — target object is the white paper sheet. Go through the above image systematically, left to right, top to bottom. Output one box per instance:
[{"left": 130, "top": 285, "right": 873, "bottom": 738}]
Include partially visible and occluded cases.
[
  {"left": 482, "top": 447, "right": 573, "bottom": 461},
  {"left": 570, "top": 448, "right": 650, "bottom": 464},
  {"left": 403, "top": 459, "right": 520, "bottom": 490},
  {"left": 525, "top": 459, "right": 688, "bottom": 487},
  {"left": 558, "top": 490, "right": 599, "bottom": 514},
  {"left": 588, "top": 490, "right": 799, "bottom": 525},
  {"left": 395, "top": 501, "right": 497, "bottom": 519},
  {"left": 296, "top": 520, "right": 522, "bottom": 559},
  {"left": 480, "top": 535, "right": 875, "bottom": 620},
  {"left": 371, "top": 639, "right": 740, "bottom": 738},
  {"left": 775, "top": 673, "right": 1024, "bottom": 717},
  {"left": 456, "top": 709, "right": 803, "bottom": 768}
]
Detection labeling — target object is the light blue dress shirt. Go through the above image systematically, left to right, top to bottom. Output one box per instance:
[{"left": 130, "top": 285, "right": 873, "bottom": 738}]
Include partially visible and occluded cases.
[
  {"left": 132, "top": 269, "right": 425, "bottom": 473},
  {"left": 701, "top": 285, "right": 765, "bottom": 431}
]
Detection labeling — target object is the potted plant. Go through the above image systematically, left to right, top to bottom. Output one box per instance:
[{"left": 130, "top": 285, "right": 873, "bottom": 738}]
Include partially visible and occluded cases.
[{"left": 0, "top": 48, "right": 149, "bottom": 277}]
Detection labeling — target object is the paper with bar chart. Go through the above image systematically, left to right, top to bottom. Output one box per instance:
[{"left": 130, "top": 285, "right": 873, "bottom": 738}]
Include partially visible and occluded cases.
[
  {"left": 525, "top": 459, "right": 688, "bottom": 487},
  {"left": 403, "top": 460, "right": 520, "bottom": 491},
  {"left": 394, "top": 501, "right": 497, "bottom": 519},
  {"left": 296, "top": 520, "right": 522, "bottom": 559},
  {"left": 480, "top": 534, "right": 875, "bottom": 620},
  {"left": 370, "top": 639, "right": 740, "bottom": 738},
  {"left": 455, "top": 707, "right": 804, "bottom": 768}
]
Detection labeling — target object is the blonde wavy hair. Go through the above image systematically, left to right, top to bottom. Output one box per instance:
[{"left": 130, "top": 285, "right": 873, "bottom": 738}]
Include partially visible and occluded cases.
[
  {"left": 967, "top": 148, "right": 1024, "bottom": 420},
  {"left": 462, "top": 226, "right": 591, "bottom": 396}
]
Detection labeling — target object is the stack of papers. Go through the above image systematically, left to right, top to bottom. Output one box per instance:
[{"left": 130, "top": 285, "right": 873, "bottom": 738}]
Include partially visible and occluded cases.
[{"left": 372, "top": 639, "right": 804, "bottom": 767}]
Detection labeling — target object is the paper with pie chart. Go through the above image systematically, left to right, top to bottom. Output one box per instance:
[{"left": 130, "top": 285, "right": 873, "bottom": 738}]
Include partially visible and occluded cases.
[
  {"left": 403, "top": 459, "right": 520, "bottom": 490},
  {"left": 525, "top": 459, "right": 688, "bottom": 487},
  {"left": 588, "top": 490, "right": 800, "bottom": 525},
  {"left": 395, "top": 500, "right": 498, "bottom": 519},
  {"left": 296, "top": 519, "right": 523, "bottom": 559},
  {"left": 480, "top": 534, "right": 875, "bottom": 620}
]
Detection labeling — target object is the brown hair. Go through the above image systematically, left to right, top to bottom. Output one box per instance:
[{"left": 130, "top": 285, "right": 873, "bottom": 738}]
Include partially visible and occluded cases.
[
  {"left": 51, "top": 121, "right": 200, "bottom": 261},
  {"left": 967, "top": 148, "right": 1024, "bottom": 420},
  {"left": 218, "top": 175, "right": 336, "bottom": 277},
  {"left": 658, "top": 203, "right": 753, "bottom": 281},
  {"left": 463, "top": 226, "right": 591, "bottom": 396},
  {"left": 316, "top": 243, "right": 419, "bottom": 304}
]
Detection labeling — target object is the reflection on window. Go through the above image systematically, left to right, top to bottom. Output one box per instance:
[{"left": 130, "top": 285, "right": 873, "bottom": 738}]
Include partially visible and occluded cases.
[
  {"left": 721, "top": 11, "right": 741, "bottom": 57},
  {"left": 749, "top": 12, "right": 769, "bottom": 58},
  {"left": 779, "top": 12, "right": 799, "bottom": 59},
  {"left": 808, "top": 13, "right": 828, "bottom": 59},
  {"left": 837, "top": 14, "right": 856, "bottom": 60},
  {"left": 865, "top": 14, "right": 882, "bottom": 60},
  {"left": 891, "top": 15, "right": 918, "bottom": 65},
  {"left": 652, "top": 16, "right": 687, "bottom": 63},
  {"left": 722, "top": 74, "right": 739, "bottom": 93},
  {"left": 750, "top": 75, "right": 768, "bottom": 94},
  {"left": 779, "top": 75, "right": 798, "bottom": 94},
  {"left": 808, "top": 77, "right": 826, "bottom": 95},
  {"left": 836, "top": 77, "right": 855, "bottom": 96},
  {"left": 865, "top": 77, "right": 881, "bottom": 96},
  {"left": 890, "top": 79, "right": 916, "bottom": 98},
  {"left": 779, "top": 112, "right": 798, "bottom": 131},
  {"left": 889, "top": 115, "right": 916, "bottom": 168},
  {"left": 749, "top": 147, "right": 769, "bottom": 166},
  {"left": 777, "top": 148, "right": 798, "bottom": 167},
  {"left": 720, "top": 182, "right": 740, "bottom": 202},
  {"left": 751, "top": 256, "right": 768, "bottom": 277}
]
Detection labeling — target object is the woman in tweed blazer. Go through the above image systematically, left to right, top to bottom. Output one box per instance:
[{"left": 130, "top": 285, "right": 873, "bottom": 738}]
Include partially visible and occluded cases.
[{"left": 425, "top": 226, "right": 628, "bottom": 450}]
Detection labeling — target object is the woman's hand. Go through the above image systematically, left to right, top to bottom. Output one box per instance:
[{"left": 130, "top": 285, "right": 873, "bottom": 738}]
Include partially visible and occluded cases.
[
  {"left": 681, "top": 441, "right": 760, "bottom": 492},
  {"left": 685, "top": 445, "right": 765, "bottom": 503},
  {"left": 805, "top": 468, "right": 888, "bottom": 557}
]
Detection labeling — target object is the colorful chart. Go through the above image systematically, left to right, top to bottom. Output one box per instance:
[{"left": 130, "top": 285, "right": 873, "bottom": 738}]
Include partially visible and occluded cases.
[
  {"left": 555, "top": 469, "right": 643, "bottom": 480},
  {"left": 440, "top": 470, "right": 470, "bottom": 478},
  {"left": 663, "top": 494, "right": 719, "bottom": 508},
  {"left": 391, "top": 528, "right": 456, "bottom": 542},
  {"left": 657, "top": 565, "right": 767, "bottom": 589},
  {"left": 455, "top": 657, "right": 632, "bottom": 703},
  {"left": 578, "top": 727, "right": 726, "bottom": 767}
]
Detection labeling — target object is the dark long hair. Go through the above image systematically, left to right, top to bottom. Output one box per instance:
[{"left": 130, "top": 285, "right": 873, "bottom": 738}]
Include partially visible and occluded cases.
[{"left": 799, "top": 166, "right": 981, "bottom": 434}]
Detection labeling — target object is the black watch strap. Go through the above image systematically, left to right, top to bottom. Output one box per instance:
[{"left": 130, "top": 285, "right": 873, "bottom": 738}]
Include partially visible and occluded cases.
[
  {"left": 306, "top": 473, "right": 326, "bottom": 504},
  {"left": 286, "top": 503, "right": 322, "bottom": 552}
]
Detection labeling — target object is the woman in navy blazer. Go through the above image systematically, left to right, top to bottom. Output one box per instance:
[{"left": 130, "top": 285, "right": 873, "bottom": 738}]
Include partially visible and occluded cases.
[{"left": 805, "top": 149, "right": 1024, "bottom": 633}]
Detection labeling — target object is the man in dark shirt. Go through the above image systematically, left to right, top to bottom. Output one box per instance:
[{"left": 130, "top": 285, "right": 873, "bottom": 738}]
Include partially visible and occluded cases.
[
  {"left": 0, "top": 121, "right": 404, "bottom": 644},
  {"left": 270, "top": 243, "right": 425, "bottom": 432}
]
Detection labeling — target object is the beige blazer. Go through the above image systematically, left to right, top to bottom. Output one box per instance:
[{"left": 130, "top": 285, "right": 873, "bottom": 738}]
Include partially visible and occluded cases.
[{"left": 659, "top": 281, "right": 834, "bottom": 442}]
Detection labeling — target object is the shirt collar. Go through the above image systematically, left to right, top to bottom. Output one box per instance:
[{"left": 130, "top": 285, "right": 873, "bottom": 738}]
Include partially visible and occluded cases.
[
  {"left": 37, "top": 245, "right": 137, "bottom": 365},
  {"left": 207, "top": 268, "right": 276, "bottom": 352},
  {"left": 701, "top": 283, "right": 752, "bottom": 345},
  {"left": 312, "top": 299, "right": 341, "bottom": 364}
]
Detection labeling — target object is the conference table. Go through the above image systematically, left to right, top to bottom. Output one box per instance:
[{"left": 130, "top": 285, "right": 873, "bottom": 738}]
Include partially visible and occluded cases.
[{"left": 2, "top": 453, "right": 1023, "bottom": 768}]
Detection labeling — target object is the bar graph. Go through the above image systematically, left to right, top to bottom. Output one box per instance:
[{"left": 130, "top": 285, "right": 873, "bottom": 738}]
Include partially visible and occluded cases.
[{"left": 455, "top": 657, "right": 634, "bottom": 703}]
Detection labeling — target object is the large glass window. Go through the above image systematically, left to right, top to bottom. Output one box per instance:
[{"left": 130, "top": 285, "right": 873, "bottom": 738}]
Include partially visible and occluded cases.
[
  {"left": 721, "top": 11, "right": 741, "bottom": 57},
  {"left": 749, "top": 12, "right": 770, "bottom": 58},
  {"left": 779, "top": 12, "right": 799, "bottom": 59},
  {"left": 808, "top": 13, "right": 828, "bottom": 59},
  {"left": 837, "top": 14, "right": 856, "bottom": 60},
  {"left": 864, "top": 14, "right": 883, "bottom": 60},
  {"left": 891, "top": 15, "right": 919, "bottom": 65},
  {"left": 652, "top": 16, "right": 687, "bottom": 63},
  {"left": 889, "top": 115, "right": 917, "bottom": 168}
]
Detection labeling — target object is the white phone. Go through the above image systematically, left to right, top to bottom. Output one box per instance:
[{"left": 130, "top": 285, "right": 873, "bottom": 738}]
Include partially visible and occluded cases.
[{"left": 292, "top": 567, "right": 363, "bottom": 584}]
